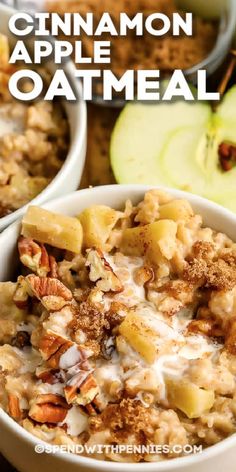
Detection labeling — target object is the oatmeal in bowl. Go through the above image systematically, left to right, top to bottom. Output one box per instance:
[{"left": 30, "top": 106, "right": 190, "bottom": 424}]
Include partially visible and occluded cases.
[
  {"left": 0, "top": 3, "right": 86, "bottom": 231},
  {"left": 0, "top": 34, "right": 69, "bottom": 218},
  {"left": 1, "top": 185, "right": 236, "bottom": 472}
]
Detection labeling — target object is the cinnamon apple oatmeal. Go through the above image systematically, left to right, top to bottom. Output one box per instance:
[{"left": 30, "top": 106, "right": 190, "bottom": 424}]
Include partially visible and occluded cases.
[
  {"left": 0, "top": 34, "right": 69, "bottom": 218},
  {"left": 1, "top": 190, "right": 236, "bottom": 463}
]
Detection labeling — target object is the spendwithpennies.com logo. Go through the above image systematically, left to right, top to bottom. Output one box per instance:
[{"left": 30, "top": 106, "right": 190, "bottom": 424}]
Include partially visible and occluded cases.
[{"left": 34, "top": 444, "right": 203, "bottom": 455}]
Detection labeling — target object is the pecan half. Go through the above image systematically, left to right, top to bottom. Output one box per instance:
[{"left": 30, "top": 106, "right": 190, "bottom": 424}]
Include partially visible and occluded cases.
[
  {"left": 18, "top": 237, "right": 50, "bottom": 277},
  {"left": 86, "top": 249, "right": 123, "bottom": 293},
  {"left": 26, "top": 275, "right": 72, "bottom": 311},
  {"left": 39, "top": 331, "right": 73, "bottom": 362},
  {"left": 39, "top": 331, "right": 90, "bottom": 369},
  {"left": 64, "top": 373, "right": 98, "bottom": 406},
  {"left": 8, "top": 394, "right": 22, "bottom": 420},
  {"left": 28, "top": 394, "right": 70, "bottom": 424}
]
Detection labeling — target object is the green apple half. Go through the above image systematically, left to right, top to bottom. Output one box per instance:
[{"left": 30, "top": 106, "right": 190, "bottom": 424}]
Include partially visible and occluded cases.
[{"left": 110, "top": 86, "right": 236, "bottom": 212}]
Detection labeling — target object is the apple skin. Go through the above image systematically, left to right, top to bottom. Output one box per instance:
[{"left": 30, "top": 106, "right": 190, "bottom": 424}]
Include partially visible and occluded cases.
[{"left": 110, "top": 85, "right": 236, "bottom": 213}]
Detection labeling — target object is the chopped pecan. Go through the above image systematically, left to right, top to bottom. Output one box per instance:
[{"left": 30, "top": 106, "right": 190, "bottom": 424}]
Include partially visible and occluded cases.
[
  {"left": 18, "top": 236, "right": 50, "bottom": 277},
  {"left": 86, "top": 249, "right": 123, "bottom": 293},
  {"left": 49, "top": 255, "right": 58, "bottom": 278},
  {"left": 26, "top": 275, "right": 72, "bottom": 311},
  {"left": 13, "top": 276, "right": 29, "bottom": 309},
  {"left": 39, "top": 331, "right": 73, "bottom": 361},
  {"left": 39, "top": 331, "right": 90, "bottom": 370},
  {"left": 58, "top": 343, "right": 91, "bottom": 370},
  {"left": 36, "top": 367, "right": 65, "bottom": 385},
  {"left": 64, "top": 370, "right": 91, "bottom": 403},
  {"left": 64, "top": 373, "right": 98, "bottom": 406},
  {"left": 8, "top": 394, "right": 22, "bottom": 420},
  {"left": 28, "top": 394, "right": 70, "bottom": 424},
  {"left": 85, "top": 403, "right": 100, "bottom": 416}
]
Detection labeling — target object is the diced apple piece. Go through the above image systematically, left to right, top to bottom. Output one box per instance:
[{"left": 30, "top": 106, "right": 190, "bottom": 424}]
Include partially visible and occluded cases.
[
  {"left": 159, "top": 200, "right": 193, "bottom": 222},
  {"left": 78, "top": 205, "right": 121, "bottom": 249},
  {"left": 21, "top": 206, "right": 83, "bottom": 254},
  {"left": 122, "top": 220, "right": 177, "bottom": 263},
  {"left": 145, "top": 220, "right": 177, "bottom": 263},
  {"left": 121, "top": 226, "right": 146, "bottom": 256},
  {"left": 119, "top": 311, "right": 157, "bottom": 363},
  {"left": 166, "top": 379, "right": 215, "bottom": 419}
]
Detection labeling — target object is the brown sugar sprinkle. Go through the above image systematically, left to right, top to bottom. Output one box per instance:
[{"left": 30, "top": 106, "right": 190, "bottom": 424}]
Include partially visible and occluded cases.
[
  {"left": 46, "top": 0, "right": 218, "bottom": 76},
  {"left": 191, "top": 241, "right": 215, "bottom": 260},
  {"left": 183, "top": 242, "right": 236, "bottom": 290},
  {"left": 70, "top": 301, "right": 110, "bottom": 341},
  {"left": 99, "top": 399, "right": 153, "bottom": 435}
]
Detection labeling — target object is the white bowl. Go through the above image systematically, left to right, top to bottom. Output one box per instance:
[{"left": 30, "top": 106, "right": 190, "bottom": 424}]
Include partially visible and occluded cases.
[
  {"left": 0, "top": 3, "right": 87, "bottom": 231},
  {"left": 0, "top": 184, "right": 236, "bottom": 472}
]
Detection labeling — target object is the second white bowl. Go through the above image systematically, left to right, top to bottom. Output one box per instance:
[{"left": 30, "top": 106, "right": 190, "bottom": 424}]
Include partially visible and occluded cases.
[{"left": 0, "top": 3, "right": 87, "bottom": 231}]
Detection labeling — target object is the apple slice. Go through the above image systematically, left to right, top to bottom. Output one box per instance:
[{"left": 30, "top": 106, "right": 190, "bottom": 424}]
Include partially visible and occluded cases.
[
  {"left": 110, "top": 84, "right": 236, "bottom": 212},
  {"left": 111, "top": 98, "right": 210, "bottom": 186},
  {"left": 159, "top": 127, "right": 209, "bottom": 194}
]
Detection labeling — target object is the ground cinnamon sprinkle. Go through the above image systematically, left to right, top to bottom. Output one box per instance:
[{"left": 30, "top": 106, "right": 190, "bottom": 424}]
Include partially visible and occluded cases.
[
  {"left": 46, "top": 0, "right": 218, "bottom": 75},
  {"left": 183, "top": 241, "right": 236, "bottom": 290},
  {"left": 70, "top": 300, "right": 109, "bottom": 341},
  {"left": 97, "top": 398, "right": 154, "bottom": 436}
]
